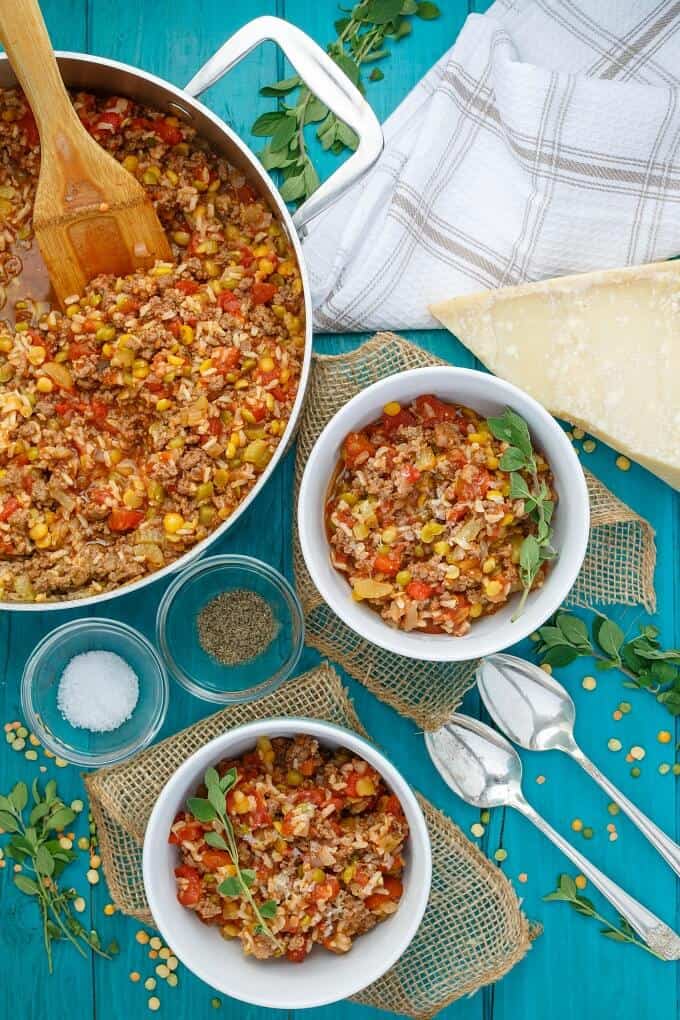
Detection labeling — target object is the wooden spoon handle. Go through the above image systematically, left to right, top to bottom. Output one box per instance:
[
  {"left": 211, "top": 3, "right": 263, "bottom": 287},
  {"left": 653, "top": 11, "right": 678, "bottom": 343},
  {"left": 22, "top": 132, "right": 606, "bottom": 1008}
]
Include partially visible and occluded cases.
[{"left": 0, "top": 0, "right": 78, "bottom": 145}]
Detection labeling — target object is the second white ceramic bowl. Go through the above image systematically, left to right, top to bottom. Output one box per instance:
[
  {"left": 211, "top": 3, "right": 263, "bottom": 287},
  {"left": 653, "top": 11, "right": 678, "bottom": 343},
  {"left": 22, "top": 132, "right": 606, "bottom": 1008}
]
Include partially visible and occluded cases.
[
  {"left": 298, "top": 366, "right": 589, "bottom": 662},
  {"left": 143, "top": 717, "right": 431, "bottom": 1010}
]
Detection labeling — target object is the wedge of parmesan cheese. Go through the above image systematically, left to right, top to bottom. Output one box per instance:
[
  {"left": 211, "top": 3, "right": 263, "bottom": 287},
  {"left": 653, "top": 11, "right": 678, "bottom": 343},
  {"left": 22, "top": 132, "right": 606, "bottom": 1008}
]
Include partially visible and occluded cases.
[{"left": 430, "top": 262, "right": 680, "bottom": 490}]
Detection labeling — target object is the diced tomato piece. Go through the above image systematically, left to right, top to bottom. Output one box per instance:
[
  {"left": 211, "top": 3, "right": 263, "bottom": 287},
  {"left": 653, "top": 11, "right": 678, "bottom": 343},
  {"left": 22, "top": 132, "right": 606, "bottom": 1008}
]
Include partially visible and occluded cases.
[
  {"left": 93, "top": 111, "right": 122, "bottom": 133},
  {"left": 130, "top": 116, "right": 153, "bottom": 131},
  {"left": 156, "top": 119, "right": 183, "bottom": 146},
  {"left": 236, "top": 184, "right": 257, "bottom": 204},
  {"left": 175, "top": 279, "right": 199, "bottom": 295},
  {"left": 251, "top": 282, "right": 276, "bottom": 306},
  {"left": 217, "top": 290, "right": 241, "bottom": 313},
  {"left": 82, "top": 319, "right": 98, "bottom": 334},
  {"left": 68, "top": 342, "right": 93, "bottom": 361},
  {"left": 212, "top": 345, "right": 241, "bottom": 371},
  {"left": 414, "top": 394, "right": 462, "bottom": 424},
  {"left": 89, "top": 399, "right": 109, "bottom": 423},
  {"left": 248, "top": 401, "right": 267, "bottom": 422},
  {"left": 381, "top": 408, "right": 416, "bottom": 432},
  {"left": 343, "top": 432, "right": 374, "bottom": 468},
  {"left": 402, "top": 464, "right": 421, "bottom": 485},
  {"left": 456, "top": 466, "right": 492, "bottom": 502},
  {"left": 0, "top": 497, "right": 20, "bottom": 522},
  {"left": 108, "top": 508, "right": 144, "bottom": 533},
  {"left": 373, "top": 553, "right": 401, "bottom": 577},
  {"left": 406, "top": 580, "right": 433, "bottom": 601},
  {"left": 442, "top": 594, "right": 471, "bottom": 626},
  {"left": 299, "top": 759, "right": 316, "bottom": 777},
  {"left": 345, "top": 771, "right": 366, "bottom": 798},
  {"left": 293, "top": 788, "right": 326, "bottom": 807},
  {"left": 249, "top": 790, "right": 271, "bottom": 828},
  {"left": 382, "top": 795, "right": 403, "bottom": 816},
  {"left": 168, "top": 821, "right": 204, "bottom": 844},
  {"left": 202, "top": 849, "right": 233, "bottom": 870},
  {"left": 174, "top": 865, "right": 201, "bottom": 906},
  {"left": 353, "top": 866, "right": 371, "bottom": 887},
  {"left": 383, "top": 876, "right": 403, "bottom": 900},
  {"left": 312, "top": 877, "right": 340, "bottom": 901},
  {"left": 286, "top": 945, "right": 308, "bottom": 963}
]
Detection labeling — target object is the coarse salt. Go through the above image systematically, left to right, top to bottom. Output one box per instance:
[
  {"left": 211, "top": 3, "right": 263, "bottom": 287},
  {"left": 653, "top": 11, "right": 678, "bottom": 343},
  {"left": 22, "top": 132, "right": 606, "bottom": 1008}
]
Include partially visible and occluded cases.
[{"left": 57, "top": 651, "right": 139, "bottom": 732}]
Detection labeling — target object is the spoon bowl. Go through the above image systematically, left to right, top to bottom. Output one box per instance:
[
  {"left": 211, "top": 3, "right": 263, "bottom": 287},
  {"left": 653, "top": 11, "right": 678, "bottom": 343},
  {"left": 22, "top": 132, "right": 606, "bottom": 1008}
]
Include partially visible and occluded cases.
[
  {"left": 477, "top": 652, "right": 680, "bottom": 881},
  {"left": 476, "top": 654, "right": 577, "bottom": 753},
  {"left": 425, "top": 709, "right": 680, "bottom": 959},
  {"left": 424, "top": 714, "right": 524, "bottom": 810}
]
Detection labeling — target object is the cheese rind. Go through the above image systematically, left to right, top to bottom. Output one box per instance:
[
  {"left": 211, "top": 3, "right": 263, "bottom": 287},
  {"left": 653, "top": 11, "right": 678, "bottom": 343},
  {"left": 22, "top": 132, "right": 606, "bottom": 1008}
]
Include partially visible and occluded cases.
[{"left": 430, "top": 262, "right": 680, "bottom": 491}]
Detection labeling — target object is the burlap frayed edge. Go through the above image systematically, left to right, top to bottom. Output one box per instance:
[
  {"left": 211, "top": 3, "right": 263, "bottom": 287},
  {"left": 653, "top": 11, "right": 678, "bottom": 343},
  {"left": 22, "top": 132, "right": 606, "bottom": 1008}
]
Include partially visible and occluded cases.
[{"left": 292, "top": 332, "right": 657, "bottom": 731}]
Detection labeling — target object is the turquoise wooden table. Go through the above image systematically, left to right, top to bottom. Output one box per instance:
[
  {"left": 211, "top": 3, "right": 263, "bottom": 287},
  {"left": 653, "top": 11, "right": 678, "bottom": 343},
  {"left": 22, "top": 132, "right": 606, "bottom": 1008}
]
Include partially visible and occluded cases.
[{"left": 1, "top": 2, "right": 678, "bottom": 1019}]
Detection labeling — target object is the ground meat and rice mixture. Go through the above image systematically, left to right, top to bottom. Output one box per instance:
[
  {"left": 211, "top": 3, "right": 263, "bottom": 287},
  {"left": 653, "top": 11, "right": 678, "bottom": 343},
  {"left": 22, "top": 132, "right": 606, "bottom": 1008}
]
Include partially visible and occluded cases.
[
  {"left": 0, "top": 89, "right": 304, "bottom": 602},
  {"left": 325, "top": 394, "right": 556, "bottom": 634},
  {"left": 170, "top": 735, "right": 408, "bottom": 962}
]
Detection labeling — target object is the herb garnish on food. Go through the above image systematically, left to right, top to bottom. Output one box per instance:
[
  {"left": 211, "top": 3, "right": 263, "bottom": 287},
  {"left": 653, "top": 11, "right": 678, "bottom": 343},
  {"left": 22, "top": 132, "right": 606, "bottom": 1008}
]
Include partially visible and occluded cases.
[
  {"left": 252, "top": 0, "right": 441, "bottom": 206},
  {"left": 485, "top": 407, "right": 556, "bottom": 616},
  {"left": 535, "top": 611, "right": 680, "bottom": 716},
  {"left": 188, "top": 767, "right": 280, "bottom": 946},
  {"left": 0, "top": 778, "right": 117, "bottom": 972},
  {"left": 544, "top": 874, "right": 665, "bottom": 959}
]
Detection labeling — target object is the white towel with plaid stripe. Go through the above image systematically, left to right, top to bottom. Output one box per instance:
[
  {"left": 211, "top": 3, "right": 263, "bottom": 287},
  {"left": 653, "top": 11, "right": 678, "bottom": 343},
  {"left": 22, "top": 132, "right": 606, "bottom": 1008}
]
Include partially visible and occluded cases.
[{"left": 303, "top": 0, "right": 680, "bottom": 332}]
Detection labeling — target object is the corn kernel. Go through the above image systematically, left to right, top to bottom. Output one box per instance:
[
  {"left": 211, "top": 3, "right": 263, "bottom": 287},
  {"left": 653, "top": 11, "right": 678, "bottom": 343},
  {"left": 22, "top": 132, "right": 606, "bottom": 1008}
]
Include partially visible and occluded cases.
[
  {"left": 122, "top": 155, "right": 138, "bottom": 172},
  {"left": 179, "top": 324, "right": 194, "bottom": 345},
  {"left": 0, "top": 336, "right": 13, "bottom": 353},
  {"left": 27, "top": 345, "right": 46, "bottom": 366},
  {"left": 258, "top": 356, "right": 275, "bottom": 373},
  {"left": 35, "top": 376, "right": 53, "bottom": 393},
  {"left": 383, "top": 401, "right": 401, "bottom": 416},
  {"left": 486, "top": 455, "right": 499, "bottom": 469},
  {"left": 616, "top": 455, "right": 631, "bottom": 472},
  {"left": 486, "top": 489, "right": 503, "bottom": 501},
  {"left": 163, "top": 513, "right": 184, "bottom": 534},
  {"left": 419, "top": 521, "right": 445, "bottom": 543},
  {"left": 29, "top": 522, "right": 48, "bottom": 542},
  {"left": 433, "top": 540, "right": 450, "bottom": 556},
  {"left": 482, "top": 557, "right": 496, "bottom": 574},
  {"left": 445, "top": 564, "right": 460, "bottom": 579},
  {"left": 395, "top": 570, "right": 412, "bottom": 587},
  {"left": 484, "top": 579, "right": 502, "bottom": 597},
  {"left": 469, "top": 603, "right": 483, "bottom": 618},
  {"left": 355, "top": 778, "right": 376, "bottom": 797},
  {"left": 342, "top": 864, "right": 356, "bottom": 884},
  {"left": 310, "top": 868, "right": 325, "bottom": 883}
]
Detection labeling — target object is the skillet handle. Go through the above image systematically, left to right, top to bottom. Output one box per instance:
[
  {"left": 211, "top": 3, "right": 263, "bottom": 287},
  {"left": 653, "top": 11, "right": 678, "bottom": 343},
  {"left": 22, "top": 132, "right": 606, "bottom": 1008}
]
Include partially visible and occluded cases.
[{"left": 184, "top": 15, "right": 383, "bottom": 235}]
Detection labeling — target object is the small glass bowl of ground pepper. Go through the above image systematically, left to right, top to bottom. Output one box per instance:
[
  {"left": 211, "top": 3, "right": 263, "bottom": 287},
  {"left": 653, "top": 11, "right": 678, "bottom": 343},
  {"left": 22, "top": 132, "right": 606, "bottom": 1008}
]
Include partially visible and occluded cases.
[{"left": 156, "top": 555, "right": 305, "bottom": 703}]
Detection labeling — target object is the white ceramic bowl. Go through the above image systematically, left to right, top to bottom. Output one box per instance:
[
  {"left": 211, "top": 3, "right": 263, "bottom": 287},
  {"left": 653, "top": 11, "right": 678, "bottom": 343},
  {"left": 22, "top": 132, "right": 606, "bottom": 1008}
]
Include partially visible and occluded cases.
[
  {"left": 298, "top": 366, "right": 589, "bottom": 662},
  {"left": 143, "top": 717, "right": 431, "bottom": 1010}
]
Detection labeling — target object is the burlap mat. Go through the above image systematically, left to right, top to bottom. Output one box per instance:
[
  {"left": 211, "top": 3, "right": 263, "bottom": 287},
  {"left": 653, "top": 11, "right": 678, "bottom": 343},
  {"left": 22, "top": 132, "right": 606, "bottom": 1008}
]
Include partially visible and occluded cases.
[
  {"left": 293, "top": 333, "right": 656, "bottom": 731},
  {"left": 85, "top": 664, "right": 531, "bottom": 1018}
]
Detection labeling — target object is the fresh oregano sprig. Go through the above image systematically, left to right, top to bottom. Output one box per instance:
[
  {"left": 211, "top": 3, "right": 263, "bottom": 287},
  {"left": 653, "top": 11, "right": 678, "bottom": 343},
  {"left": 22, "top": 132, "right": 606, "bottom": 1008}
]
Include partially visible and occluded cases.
[
  {"left": 251, "top": 0, "right": 441, "bottom": 206},
  {"left": 485, "top": 407, "right": 556, "bottom": 616},
  {"left": 535, "top": 610, "right": 680, "bottom": 716},
  {"left": 187, "top": 767, "right": 280, "bottom": 947},
  {"left": 0, "top": 778, "right": 117, "bottom": 973},
  {"left": 544, "top": 874, "right": 665, "bottom": 959}
]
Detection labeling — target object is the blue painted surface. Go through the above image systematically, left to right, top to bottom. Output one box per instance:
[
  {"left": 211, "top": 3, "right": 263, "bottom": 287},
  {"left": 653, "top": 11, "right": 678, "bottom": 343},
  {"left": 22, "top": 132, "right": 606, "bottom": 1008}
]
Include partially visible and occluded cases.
[{"left": 1, "top": 3, "right": 678, "bottom": 1019}]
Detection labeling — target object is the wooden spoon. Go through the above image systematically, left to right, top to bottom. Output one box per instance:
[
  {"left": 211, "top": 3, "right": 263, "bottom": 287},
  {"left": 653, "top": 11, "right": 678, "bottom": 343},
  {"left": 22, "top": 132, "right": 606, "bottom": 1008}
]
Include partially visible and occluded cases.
[{"left": 0, "top": 0, "right": 172, "bottom": 307}]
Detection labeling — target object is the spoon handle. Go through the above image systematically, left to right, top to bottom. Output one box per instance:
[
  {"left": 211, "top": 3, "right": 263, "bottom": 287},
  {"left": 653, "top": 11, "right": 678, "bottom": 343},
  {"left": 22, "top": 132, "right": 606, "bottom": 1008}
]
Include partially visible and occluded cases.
[
  {"left": 570, "top": 747, "right": 680, "bottom": 878},
  {"left": 514, "top": 798, "right": 680, "bottom": 960}
]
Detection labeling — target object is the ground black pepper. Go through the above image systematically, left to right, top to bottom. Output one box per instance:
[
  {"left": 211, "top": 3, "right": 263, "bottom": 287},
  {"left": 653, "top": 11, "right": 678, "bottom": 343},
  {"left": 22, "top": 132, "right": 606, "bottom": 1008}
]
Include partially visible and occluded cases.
[{"left": 197, "top": 589, "right": 277, "bottom": 665}]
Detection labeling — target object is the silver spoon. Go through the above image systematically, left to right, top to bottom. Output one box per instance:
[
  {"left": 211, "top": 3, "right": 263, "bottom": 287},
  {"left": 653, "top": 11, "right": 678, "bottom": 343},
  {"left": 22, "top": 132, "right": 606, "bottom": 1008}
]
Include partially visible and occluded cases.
[
  {"left": 477, "top": 654, "right": 680, "bottom": 878},
  {"left": 425, "top": 713, "right": 680, "bottom": 960}
]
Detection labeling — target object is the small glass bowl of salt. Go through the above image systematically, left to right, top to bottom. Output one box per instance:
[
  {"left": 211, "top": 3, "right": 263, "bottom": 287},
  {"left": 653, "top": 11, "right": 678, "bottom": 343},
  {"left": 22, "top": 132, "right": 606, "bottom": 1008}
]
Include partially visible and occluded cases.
[{"left": 22, "top": 618, "right": 169, "bottom": 767}]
